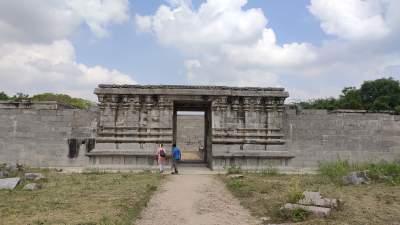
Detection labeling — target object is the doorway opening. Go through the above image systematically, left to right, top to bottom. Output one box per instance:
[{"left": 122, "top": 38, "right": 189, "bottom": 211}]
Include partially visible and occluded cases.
[{"left": 173, "top": 101, "right": 212, "bottom": 165}]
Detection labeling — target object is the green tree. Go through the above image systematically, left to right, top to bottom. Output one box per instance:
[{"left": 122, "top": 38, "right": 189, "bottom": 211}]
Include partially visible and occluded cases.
[
  {"left": 296, "top": 77, "right": 400, "bottom": 112},
  {"left": 359, "top": 78, "right": 400, "bottom": 110},
  {"left": 337, "top": 87, "right": 363, "bottom": 109},
  {"left": 0, "top": 91, "right": 9, "bottom": 100},
  {"left": 11, "top": 93, "right": 30, "bottom": 101},
  {"left": 31, "top": 93, "right": 92, "bottom": 109},
  {"left": 297, "top": 98, "right": 340, "bottom": 110}
]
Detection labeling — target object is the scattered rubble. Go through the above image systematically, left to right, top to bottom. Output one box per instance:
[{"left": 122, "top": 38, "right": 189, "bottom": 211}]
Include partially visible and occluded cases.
[
  {"left": 343, "top": 171, "right": 370, "bottom": 185},
  {"left": 25, "top": 173, "right": 46, "bottom": 181},
  {"left": 227, "top": 174, "right": 244, "bottom": 179},
  {"left": 0, "top": 177, "right": 21, "bottom": 190},
  {"left": 23, "top": 183, "right": 42, "bottom": 191},
  {"left": 281, "top": 191, "right": 340, "bottom": 220},
  {"left": 298, "top": 191, "right": 338, "bottom": 208},
  {"left": 283, "top": 203, "right": 331, "bottom": 218}
]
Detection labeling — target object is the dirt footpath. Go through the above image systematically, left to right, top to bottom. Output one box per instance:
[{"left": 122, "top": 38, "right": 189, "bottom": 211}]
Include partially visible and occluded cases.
[{"left": 135, "top": 174, "right": 260, "bottom": 225}]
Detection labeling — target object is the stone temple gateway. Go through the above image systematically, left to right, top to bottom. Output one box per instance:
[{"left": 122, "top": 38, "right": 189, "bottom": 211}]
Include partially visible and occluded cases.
[
  {"left": 1, "top": 85, "right": 399, "bottom": 170},
  {"left": 88, "top": 85, "right": 293, "bottom": 170}
]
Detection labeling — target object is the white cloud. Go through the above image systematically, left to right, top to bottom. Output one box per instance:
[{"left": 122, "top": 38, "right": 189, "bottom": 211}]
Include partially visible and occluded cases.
[
  {"left": 0, "top": 0, "right": 130, "bottom": 43},
  {"left": 0, "top": 0, "right": 134, "bottom": 100},
  {"left": 66, "top": 0, "right": 130, "bottom": 38},
  {"left": 135, "top": 0, "right": 267, "bottom": 52},
  {"left": 135, "top": 0, "right": 315, "bottom": 88},
  {"left": 136, "top": 0, "right": 400, "bottom": 100},
  {"left": 308, "top": 0, "right": 390, "bottom": 41},
  {"left": 224, "top": 28, "right": 316, "bottom": 68},
  {"left": 0, "top": 40, "right": 135, "bottom": 100}
]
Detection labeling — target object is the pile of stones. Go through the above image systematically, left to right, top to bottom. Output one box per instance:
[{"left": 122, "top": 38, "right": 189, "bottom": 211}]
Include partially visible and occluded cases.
[
  {"left": 0, "top": 163, "right": 46, "bottom": 191},
  {"left": 342, "top": 171, "right": 370, "bottom": 185},
  {"left": 281, "top": 191, "right": 340, "bottom": 218}
]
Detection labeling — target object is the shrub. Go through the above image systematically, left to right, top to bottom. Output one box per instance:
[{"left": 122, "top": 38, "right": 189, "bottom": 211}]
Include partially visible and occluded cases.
[
  {"left": 318, "top": 160, "right": 350, "bottom": 184},
  {"left": 367, "top": 161, "right": 400, "bottom": 184},
  {"left": 226, "top": 165, "right": 242, "bottom": 174},
  {"left": 261, "top": 167, "right": 278, "bottom": 176},
  {"left": 287, "top": 177, "right": 303, "bottom": 203},
  {"left": 227, "top": 179, "right": 244, "bottom": 189},
  {"left": 280, "top": 207, "right": 310, "bottom": 222},
  {"left": 291, "top": 208, "right": 311, "bottom": 222}
]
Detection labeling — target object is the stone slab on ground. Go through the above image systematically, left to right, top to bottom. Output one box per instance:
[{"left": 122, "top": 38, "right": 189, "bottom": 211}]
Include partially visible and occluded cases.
[
  {"left": 342, "top": 172, "right": 367, "bottom": 185},
  {"left": 25, "top": 173, "right": 46, "bottom": 181},
  {"left": 136, "top": 174, "right": 261, "bottom": 225},
  {"left": 227, "top": 174, "right": 244, "bottom": 179},
  {"left": 0, "top": 177, "right": 21, "bottom": 190},
  {"left": 23, "top": 183, "right": 41, "bottom": 191},
  {"left": 298, "top": 191, "right": 338, "bottom": 208},
  {"left": 283, "top": 203, "right": 331, "bottom": 218}
]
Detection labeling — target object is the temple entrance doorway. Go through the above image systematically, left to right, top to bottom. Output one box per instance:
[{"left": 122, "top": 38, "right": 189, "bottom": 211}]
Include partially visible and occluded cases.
[{"left": 173, "top": 101, "right": 212, "bottom": 165}]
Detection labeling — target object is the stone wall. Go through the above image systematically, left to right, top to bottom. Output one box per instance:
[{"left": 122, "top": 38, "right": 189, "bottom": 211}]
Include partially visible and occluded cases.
[
  {"left": 1, "top": 100, "right": 399, "bottom": 170},
  {"left": 0, "top": 101, "right": 97, "bottom": 167},
  {"left": 284, "top": 108, "right": 400, "bottom": 168},
  {"left": 172, "top": 109, "right": 400, "bottom": 169},
  {"left": 176, "top": 115, "right": 204, "bottom": 152}
]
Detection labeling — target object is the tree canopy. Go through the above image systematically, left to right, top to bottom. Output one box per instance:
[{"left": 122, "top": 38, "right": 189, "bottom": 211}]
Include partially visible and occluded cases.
[
  {"left": 297, "top": 77, "right": 400, "bottom": 113},
  {"left": 0, "top": 92, "right": 92, "bottom": 109}
]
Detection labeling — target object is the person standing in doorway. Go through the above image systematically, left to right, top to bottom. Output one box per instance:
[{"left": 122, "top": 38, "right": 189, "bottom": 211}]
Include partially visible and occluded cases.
[
  {"left": 156, "top": 144, "right": 167, "bottom": 173},
  {"left": 171, "top": 144, "right": 181, "bottom": 174}
]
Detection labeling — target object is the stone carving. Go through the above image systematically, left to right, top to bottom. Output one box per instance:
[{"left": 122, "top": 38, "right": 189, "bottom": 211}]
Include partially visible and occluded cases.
[{"left": 90, "top": 85, "right": 290, "bottom": 169}]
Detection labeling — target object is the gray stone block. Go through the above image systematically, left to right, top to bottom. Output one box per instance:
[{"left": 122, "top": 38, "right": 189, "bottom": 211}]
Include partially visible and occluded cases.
[{"left": 0, "top": 177, "right": 20, "bottom": 190}]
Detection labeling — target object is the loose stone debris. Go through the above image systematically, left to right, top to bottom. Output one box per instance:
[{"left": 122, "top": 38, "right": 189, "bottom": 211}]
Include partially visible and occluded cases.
[
  {"left": 342, "top": 171, "right": 370, "bottom": 185},
  {"left": 25, "top": 172, "right": 46, "bottom": 181},
  {"left": 227, "top": 174, "right": 244, "bottom": 179},
  {"left": 0, "top": 177, "right": 21, "bottom": 190},
  {"left": 23, "top": 183, "right": 42, "bottom": 191},
  {"left": 281, "top": 191, "right": 340, "bottom": 219},
  {"left": 298, "top": 191, "right": 338, "bottom": 208},
  {"left": 283, "top": 203, "right": 331, "bottom": 217}
]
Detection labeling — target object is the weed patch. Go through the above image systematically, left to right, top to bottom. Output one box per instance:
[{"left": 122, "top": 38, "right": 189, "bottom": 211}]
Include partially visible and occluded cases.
[
  {"left": 225, "top": 165, "right": 242, "bottom": 174},
  {"left": 286, "top": 177, "right": 304, "bottom": 203},
  {"left": 280, "top": 207, "right": 311, "bottom": 222}
]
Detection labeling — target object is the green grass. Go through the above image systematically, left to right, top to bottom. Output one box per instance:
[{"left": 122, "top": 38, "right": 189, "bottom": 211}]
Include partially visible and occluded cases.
[
  {"left": 318, "top": 160, "right": 400, "bottom": 185},
  {"left": 0, "top": 170, "right": 162, "bottom": 225},
  {"left": 221, "top": 173, "right": 400, "bottom": 224}
]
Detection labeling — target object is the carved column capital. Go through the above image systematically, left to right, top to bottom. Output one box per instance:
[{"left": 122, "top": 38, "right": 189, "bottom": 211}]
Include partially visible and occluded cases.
[
  {"left": 231, "top": 97, "right": 240, "bottom": 111},
  {"left": 243, "top": 97, "right": 250, "bottom": 112}
]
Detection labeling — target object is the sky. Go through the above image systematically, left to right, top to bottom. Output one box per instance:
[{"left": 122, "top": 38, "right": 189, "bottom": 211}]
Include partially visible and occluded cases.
[{"left": 0, "top": 0, "right": 399, "bottom": 102}]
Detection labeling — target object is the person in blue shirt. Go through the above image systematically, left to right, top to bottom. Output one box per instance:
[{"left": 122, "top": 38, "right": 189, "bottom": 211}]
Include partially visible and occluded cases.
[{"left": 171, "top": 144, "right": 181, "bottom": 174}]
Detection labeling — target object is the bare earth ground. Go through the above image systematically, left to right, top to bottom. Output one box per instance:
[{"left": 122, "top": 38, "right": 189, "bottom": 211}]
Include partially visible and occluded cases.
[{"left": 136, "top": 174, "right": 261, "bottom": 225}]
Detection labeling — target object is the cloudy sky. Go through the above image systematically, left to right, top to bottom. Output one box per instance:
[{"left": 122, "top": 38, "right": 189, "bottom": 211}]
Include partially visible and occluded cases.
[{"left": 0, "top": 0, "right": 399, "bottom": 101}]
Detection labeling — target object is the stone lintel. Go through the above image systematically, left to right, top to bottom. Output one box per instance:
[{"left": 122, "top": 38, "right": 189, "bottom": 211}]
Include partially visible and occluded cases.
[{"left": 94, "top": 85, "right": 289, "bottom": 98}]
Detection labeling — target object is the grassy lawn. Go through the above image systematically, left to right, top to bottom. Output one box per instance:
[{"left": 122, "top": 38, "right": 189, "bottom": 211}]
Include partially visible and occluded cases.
[
  {"left": 0, "top": 170, "right": 162, "bottom": 225},
  {"left": 221, "top": 173, "right": 400, "bottom": 224}
]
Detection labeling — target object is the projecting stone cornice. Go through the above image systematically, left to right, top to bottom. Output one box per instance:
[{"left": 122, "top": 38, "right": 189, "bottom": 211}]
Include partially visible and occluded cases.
[{"left": 94, "top": 84, "right": 289, "bottom": 98}]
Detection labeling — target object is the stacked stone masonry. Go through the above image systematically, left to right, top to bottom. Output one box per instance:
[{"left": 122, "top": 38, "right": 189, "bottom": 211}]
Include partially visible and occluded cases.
[
  {"left": 90, "top": 85, "right": 290, "bottom": 170},
  {"left": 0, "top": 86, "right": 399, "bottom": 170},
  {"left": 0, "top": 101, "right": 97, "bottom": 167}
]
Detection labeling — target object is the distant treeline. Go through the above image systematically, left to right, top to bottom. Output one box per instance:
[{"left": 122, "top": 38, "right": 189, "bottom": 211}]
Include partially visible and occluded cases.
[
  {"left": 296, "top": 77, "right": 400, "bottom": 113},
  {"left": 0, "top": 92, "right": 92, "bottom": 109}
]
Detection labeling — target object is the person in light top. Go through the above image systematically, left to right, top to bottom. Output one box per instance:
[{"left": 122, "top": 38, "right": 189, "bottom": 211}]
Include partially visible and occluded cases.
[{"left": 156, "top": 144, "right": 167, "bottom": 173}]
